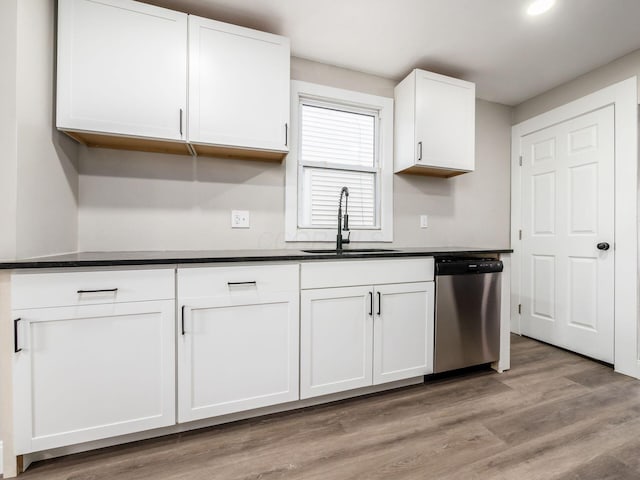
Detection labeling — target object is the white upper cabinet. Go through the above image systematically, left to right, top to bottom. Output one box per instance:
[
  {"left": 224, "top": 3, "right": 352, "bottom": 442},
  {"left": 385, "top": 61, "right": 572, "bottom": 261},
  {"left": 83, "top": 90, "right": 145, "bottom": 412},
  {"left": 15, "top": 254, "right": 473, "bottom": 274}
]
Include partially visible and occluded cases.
[
  {"left": 56, "top": 0, "right": 291, "bottom": 159},
  {"left": 57, "top": 0, "right": 188, "bottom": 144},
  {"left": 188, "top": 16, "right": 290, "bottom": 158},
  {"left": 394, "top": 69, "right": 475, "bottom": 177}
]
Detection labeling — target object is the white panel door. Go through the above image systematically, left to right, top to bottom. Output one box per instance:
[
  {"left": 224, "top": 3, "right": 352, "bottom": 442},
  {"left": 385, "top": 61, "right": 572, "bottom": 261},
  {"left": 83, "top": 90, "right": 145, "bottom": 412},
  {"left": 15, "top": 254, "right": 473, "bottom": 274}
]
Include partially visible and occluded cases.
[
  {"left": 57, "top": 0, "right": 188, "bottom": 140},
  {"left": 188, "top": 16, "right": 290, "bottom": 151},
  {"left": 520, "top": 105, "right": 615, "bottom": 362},
  {"left": 373, "top": 282, "right": 434, "bottom": 384},
  {"left": 300, "top": 286, "right": 373, "bottom": 399},
  {"left": 178, "top": 292, "right": 299, "bottom": 422},
  {"left": 12, "top": 301, "right": 176, "bottom": 454}
]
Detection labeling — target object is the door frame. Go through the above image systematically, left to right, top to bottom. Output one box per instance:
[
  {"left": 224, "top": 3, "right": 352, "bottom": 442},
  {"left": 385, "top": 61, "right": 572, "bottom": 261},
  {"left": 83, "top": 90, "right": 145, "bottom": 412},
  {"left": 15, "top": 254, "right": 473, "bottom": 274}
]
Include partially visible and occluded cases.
[{"left": 511, "top": 77, "right": 639, "bottom": 378}]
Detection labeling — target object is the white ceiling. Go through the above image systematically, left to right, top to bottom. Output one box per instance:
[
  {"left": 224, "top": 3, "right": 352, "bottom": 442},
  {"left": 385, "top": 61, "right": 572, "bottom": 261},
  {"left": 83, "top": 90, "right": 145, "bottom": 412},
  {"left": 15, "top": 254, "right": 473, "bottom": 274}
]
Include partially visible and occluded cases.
[{"left": 143, "top": 0, "right": 640, "bottom": 105}]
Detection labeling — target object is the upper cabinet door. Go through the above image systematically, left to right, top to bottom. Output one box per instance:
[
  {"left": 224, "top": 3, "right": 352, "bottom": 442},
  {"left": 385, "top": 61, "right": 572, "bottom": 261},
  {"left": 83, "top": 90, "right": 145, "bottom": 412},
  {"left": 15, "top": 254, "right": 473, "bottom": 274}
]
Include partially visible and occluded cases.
[
  {"left": 57, "top": 0, "right": 187, "bottom": 141},
  {"left": 188, "top": 16, "right": 290, "bottom": 153},
  {"left": 394, "top": 69, "right": 475, "bottom": 177},
  {"left": 415, "top": 71, "right": 475, "bottom": 172}
]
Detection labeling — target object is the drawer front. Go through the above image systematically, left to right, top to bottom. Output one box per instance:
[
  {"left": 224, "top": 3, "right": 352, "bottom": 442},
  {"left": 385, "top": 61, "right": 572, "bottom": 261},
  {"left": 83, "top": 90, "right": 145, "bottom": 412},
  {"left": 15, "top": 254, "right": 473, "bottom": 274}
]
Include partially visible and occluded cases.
[
  {"left": 301, "top": 258, "right": 434, "bottom": 289},
  {"left": 178, "top": 264, "right": 299, "bottom": 299},
  {"left": 12, "top": 269, "right": 175, "bottom": 309}
]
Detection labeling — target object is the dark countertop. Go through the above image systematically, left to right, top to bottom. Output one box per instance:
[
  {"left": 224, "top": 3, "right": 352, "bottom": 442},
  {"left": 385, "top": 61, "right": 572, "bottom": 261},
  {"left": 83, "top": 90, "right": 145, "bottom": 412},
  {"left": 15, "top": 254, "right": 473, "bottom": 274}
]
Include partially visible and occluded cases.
[{"left": 0, "top": 247, "right": 512, "bottom": 270}]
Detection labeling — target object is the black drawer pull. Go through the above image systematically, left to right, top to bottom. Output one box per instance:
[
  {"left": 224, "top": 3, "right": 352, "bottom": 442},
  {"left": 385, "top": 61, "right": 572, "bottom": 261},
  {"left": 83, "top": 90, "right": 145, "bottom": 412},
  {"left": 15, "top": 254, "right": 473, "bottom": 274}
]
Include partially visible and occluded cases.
[
  {"left": 227, "top": 281, "right": 257, "bottom": 286},
  {"left": 77, "top": 288, "right": 118, "bottom": 294},
  {"left": 377, "top": 291, "right": 381, "bottom": 316},
  {"left": 181, "top": 305, "right": 186, "bottom": 336},
  {"left": 14, "top": 318, "right": 22, "bottom": 353}
]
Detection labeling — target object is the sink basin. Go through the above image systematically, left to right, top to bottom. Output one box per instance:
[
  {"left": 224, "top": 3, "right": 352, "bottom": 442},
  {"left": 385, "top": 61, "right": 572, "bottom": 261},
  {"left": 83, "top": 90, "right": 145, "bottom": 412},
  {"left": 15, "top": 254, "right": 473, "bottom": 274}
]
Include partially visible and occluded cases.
[{"left": 302, "top": 248, "right": 397, "bottom": 254}]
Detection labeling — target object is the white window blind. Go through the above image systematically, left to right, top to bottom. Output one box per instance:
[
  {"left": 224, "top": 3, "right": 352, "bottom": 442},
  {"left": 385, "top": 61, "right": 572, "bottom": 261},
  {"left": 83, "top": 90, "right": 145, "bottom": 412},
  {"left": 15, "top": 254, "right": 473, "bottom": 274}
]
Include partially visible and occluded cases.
[
  {"left": 299, "top": 103, "right": 378, "bottom": 229},
  {"left": 300, "top": 105, "right": 375, "bottom": 168},
  {"left": 301, "top": 168, "right": 376, "bottom": 227}
]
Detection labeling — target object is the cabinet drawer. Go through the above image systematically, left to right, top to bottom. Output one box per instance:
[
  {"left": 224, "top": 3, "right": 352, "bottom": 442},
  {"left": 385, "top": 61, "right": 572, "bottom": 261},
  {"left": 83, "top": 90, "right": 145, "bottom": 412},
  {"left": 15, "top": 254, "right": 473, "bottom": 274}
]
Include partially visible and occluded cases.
[
  {"left": 301, "top": 258, "right": 434, "bottom": 289},
  {"left": 178, "top": 264, "right": 299, "bottom": 299},
  {"left": 12, "top": 269, "right": 175, "bottom": 309}
]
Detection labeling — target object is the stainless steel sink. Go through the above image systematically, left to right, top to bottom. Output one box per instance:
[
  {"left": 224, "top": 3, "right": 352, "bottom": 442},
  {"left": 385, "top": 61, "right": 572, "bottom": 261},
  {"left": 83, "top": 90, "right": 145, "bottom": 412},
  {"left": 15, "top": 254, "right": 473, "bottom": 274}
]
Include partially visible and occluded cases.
[{"left": 301, "top": 248, "right": 397, "bottom": 254}]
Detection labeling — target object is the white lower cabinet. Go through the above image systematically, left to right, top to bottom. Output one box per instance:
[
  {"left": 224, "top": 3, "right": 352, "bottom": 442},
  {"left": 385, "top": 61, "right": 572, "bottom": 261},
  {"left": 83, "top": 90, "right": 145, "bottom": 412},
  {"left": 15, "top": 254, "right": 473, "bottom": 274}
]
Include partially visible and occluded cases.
[
  {"left": 9, "top": 259, "right": 436, "bottom": 459},
  {"left": 300, "top": 259, "right": 435, "bottom": 400},
  {"left": 177, "top": 265, "right": 299, "bottom": 422},
  {"left": 373, "top": 282, "right": 434, "bottom": 385},
  {"left": 300, "top": 286, "right": 373, "bottom": 398},
  {"left": 12, "top": 300, "right": 176, "bottom": 454}
]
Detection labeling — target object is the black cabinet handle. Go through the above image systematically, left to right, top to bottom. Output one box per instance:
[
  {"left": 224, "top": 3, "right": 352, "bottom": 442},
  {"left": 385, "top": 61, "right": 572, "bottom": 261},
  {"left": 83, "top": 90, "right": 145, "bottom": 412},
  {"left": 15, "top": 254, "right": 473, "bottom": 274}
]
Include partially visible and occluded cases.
[
  {"left": 179, "top": 108, "right": 183, "bottom": 136},
  {"left": 285, "top": 123, "right": 288, "bottom": 147},
  {"left": 418, "top": 141, "right": 423, "bottom": 161},
  {"left": 597, "top": 242, "right": 610, "bottom": 251},
  {"left": 227, "top": 281, "right": 257, "bottom": 286},
  {"left": 77, "top": 288, "right": 118, "bottom": 294},
  {"left": 377, "top": 291, "right": 381, "bottom": 316},
  {"left": 369, "top": 292, "right": 373, "bottom": 316},
  {"left": 181, "top": 305, "right": 186, "bottom": 336},
  {"left": 14, "top": 318, "right": 22, "bottom": 353}
]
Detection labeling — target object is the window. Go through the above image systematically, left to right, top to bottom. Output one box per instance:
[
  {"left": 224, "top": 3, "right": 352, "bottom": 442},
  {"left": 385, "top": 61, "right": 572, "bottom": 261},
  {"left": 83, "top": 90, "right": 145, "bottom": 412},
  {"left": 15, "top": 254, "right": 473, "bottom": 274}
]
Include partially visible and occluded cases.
[{"left": 285, "top": 81, "right": 394, "bottom": 242}]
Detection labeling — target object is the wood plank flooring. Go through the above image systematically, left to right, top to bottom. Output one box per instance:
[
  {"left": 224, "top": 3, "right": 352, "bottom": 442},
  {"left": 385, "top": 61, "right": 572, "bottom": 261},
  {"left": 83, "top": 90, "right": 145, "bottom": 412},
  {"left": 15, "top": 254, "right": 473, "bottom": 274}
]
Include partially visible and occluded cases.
[{"left": 19, "top": 335, "right": 640, "bottom": 479}]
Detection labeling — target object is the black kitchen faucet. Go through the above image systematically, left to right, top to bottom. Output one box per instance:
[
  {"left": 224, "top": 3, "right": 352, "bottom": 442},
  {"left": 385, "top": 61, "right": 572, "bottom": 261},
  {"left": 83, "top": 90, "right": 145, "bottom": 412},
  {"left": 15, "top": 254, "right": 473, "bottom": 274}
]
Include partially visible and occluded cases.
[{"left": 337, "top": 186, "right": 350, "bottom": 252}]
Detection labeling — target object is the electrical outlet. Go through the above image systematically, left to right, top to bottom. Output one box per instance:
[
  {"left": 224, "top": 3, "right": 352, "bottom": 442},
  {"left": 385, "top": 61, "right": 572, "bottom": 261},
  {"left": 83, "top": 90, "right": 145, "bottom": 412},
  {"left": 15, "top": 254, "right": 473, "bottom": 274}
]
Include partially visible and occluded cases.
[
  {"left": 231, "top": 210, "right": 250, "bottom": 229},
  {"left": 420, "top": 215, "right": 428, "bottom": 228}
]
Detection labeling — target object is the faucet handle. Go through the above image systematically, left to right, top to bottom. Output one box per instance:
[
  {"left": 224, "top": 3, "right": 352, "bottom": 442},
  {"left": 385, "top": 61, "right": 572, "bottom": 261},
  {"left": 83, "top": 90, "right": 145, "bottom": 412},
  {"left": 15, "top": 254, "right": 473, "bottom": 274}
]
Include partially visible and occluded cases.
[{"left": 343, "top": 231, "right": 351, "bottom": 244}]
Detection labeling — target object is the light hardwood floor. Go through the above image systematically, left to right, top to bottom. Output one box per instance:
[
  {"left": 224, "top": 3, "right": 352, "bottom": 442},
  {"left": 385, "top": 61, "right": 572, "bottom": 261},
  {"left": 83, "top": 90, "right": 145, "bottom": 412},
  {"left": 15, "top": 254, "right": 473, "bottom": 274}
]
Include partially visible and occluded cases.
[{"left": 19, "top": 334, "right": 640, "bottom": 479}]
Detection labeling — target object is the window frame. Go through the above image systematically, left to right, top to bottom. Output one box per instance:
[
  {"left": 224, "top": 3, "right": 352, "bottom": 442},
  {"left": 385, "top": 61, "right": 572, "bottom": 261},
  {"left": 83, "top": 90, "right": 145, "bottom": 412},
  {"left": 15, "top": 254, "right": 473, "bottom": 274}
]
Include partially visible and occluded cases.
[{"left": 285, "top": 80, "right": 394, "bottom": 243}]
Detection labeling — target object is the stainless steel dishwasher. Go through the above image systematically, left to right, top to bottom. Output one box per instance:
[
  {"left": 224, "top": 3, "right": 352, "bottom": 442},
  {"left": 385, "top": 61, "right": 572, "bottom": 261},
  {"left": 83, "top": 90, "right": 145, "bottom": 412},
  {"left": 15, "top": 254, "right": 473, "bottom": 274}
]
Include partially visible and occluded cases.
[{"left": 434, "top": 257, "right": 502, "bottom": 373}]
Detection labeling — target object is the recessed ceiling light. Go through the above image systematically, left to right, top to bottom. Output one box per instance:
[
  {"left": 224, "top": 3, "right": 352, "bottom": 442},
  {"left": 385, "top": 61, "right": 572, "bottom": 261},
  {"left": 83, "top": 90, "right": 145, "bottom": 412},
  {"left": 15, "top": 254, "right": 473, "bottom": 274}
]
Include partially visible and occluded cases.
[{"left": 527, "top": 0, "right": 556, "bottom": 16}]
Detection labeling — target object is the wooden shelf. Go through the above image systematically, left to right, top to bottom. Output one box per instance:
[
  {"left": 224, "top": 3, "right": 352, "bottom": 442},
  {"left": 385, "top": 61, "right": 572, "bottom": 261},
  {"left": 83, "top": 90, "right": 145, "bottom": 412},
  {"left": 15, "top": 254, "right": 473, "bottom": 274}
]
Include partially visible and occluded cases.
[
  {"left": 63, "top": 131, "right": 288, "bottom": 162},
  {"left": 64, "top": 131, "right": 191, "bottom": 156},
  {"left": 192, "top": 143, "right": 287, "bottom": 162},
  {"left": 395, "top": 165, "right": 469, "bottom": 178}
]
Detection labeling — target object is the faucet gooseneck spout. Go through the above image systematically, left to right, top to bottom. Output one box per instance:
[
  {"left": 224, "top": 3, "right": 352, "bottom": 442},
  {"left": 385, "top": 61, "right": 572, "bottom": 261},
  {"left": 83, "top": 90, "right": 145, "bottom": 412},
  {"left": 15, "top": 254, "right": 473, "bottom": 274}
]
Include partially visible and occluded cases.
[{"left": 337, "top": 187, "right": 350, "bottom": 253}]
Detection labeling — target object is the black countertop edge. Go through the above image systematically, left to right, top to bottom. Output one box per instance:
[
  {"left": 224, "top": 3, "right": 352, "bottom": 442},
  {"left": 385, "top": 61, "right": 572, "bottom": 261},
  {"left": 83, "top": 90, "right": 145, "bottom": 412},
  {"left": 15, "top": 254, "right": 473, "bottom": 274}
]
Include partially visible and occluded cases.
[{"left": 0, "top": 248, "right": 513, "bottom": 270}]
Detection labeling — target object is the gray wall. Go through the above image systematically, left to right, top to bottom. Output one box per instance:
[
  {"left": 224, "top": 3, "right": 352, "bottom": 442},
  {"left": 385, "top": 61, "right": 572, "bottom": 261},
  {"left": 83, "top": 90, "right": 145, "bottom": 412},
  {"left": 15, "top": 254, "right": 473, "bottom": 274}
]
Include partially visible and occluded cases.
[
  {"left": 0, "top": 0, "right": 79, "bottom": 261},
  {"left": 0, "top": 0, "right": 18, "bottom": 260},
  {"left": 514, "top": 48, "right": 640, "bottom": 124},
  {"left": 78, "top": 58, "right": 513, "bottom": 251}
]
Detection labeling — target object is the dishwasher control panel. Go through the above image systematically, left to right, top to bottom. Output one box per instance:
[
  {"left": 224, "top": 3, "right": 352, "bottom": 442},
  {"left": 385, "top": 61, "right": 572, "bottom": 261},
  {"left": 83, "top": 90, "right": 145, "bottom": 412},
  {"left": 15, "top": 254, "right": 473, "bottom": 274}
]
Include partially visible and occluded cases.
[{"left": 435, "top": 257, "right": 503, "bottom": 275}]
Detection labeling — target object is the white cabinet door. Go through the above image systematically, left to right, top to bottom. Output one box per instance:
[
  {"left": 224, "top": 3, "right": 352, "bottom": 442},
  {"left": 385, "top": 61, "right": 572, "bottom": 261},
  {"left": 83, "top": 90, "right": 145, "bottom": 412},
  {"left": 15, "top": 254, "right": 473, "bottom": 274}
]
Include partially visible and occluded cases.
[
  {"left": 57, "top": 0, "right": 187, "bottom": 140},
  {"left": 188, "top": 15, "right": 290, "bottom": 152},
  {"left": 394, "top": 69, "right": 475, "bottom": 176},
  {"left": 415, "top": 71, "right": 475, "bottom": 172},
  {"left": 373, "top": 282, "right": 434, "bottom": 385},
  {"left": 300, "top": 286, "right": 373, "bottom": 399},
  {"left": 178, "top": 292, "right": 299, "bottom": 422},
  {"left": 12, "top": 301, "right": 175, "bottom": 454}
]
